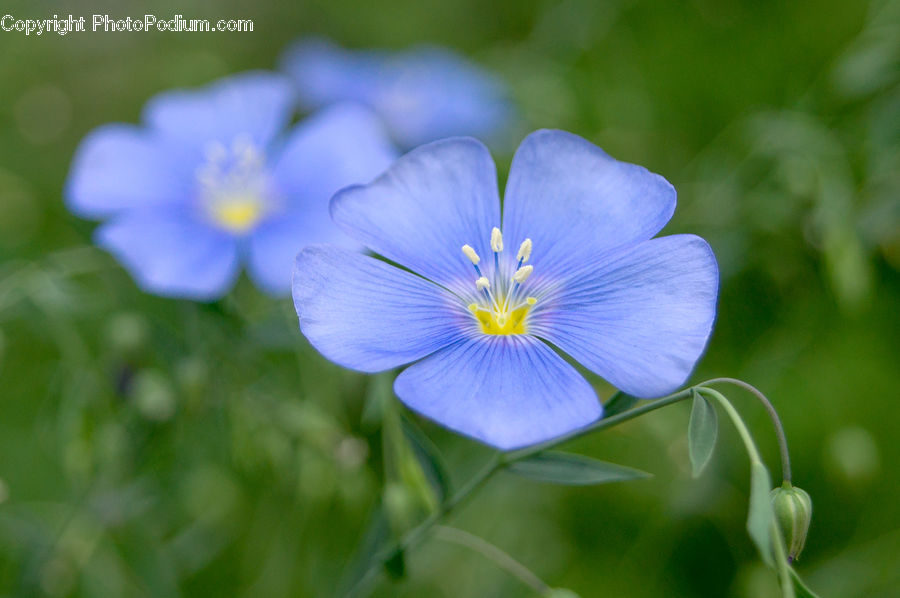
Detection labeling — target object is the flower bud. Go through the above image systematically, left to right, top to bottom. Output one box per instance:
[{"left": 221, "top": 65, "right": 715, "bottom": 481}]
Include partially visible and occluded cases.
[{"left": 770, "top": 483, "right": 812, "bottom": 562}]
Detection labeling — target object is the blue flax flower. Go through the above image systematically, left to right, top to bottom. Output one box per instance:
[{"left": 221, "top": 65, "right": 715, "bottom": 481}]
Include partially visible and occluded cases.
[
  {"left": 280, "top": 37, "right": 512, "bottom": 148},
  {"left": 66, "top": 72, "right": 395, "bottom": 299},
  {"left": 293, "top": 130, "right": 719, "bottom": 450}
]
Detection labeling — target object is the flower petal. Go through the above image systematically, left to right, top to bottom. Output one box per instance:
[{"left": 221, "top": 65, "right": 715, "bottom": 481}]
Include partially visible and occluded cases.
[
  {"left": 279, "top": 37, "right": 379, "bottom": 111},
  {"left": 280, "top": 38, "right": 511, "bottom": 147},
  {"left": 370, "top": 47, "right": 512, "bottom": 148},
  {"left": 143, "top": 71, "right": 295, "bottom": 153},
  {"left": 271, "top": 103, "right": 396, "bottom": 208},
  {"left": 247, "top": 105, "right": 397, "bottom": 296},
  {"left": 65, "top": 124, "right": 192, "bottom": 219},
  {"left": 502, "top": 130, "right": 676, "bottom": 275},
  {"left": 330, "top": 137, "right": 501, "bottom": 294},
  {"left": 96, "top": 208, "right": 239, "bottom": 300},
  {"left": 529, "top": 234, "right": 719, "bottom": 398},
  {"left": 293, "top": 245, "right": 467, "bottom": 372},
  {"left": 394, "top": 335, "right": 602, "bottom": 450}
]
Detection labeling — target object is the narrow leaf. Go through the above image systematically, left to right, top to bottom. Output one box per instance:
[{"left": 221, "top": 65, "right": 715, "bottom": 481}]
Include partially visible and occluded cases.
[
  {"left": 688, "top": 390, "right": 718, "bottom": 477},
  {"left": 603, "top": 392, "right": 639, "bottom": 417},
  {"left": 401, "top": 415, "right": 452, "bottom": 502},
  {"left": 507, "top": 451, "right": 651, "bottom": 486},
  {"left": 747, "top": 461, "right": 776, "bottom": 566},
  {"left": 336, "top": 504, "right": 390, "bottom": 596},
  {"left": 789, "top": 567, "right": 822, "bottom": 598}
]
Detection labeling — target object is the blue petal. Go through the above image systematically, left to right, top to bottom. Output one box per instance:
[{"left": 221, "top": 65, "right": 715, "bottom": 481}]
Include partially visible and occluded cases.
[
  {"left": 281, "top": 37, "right": 511, "bottom": 147},
  {"left": 279, "top": 38, "right": 379, "bottom": 111},
  {"left": 369, "top": 47, "right": 512, "bottom": 148},
  {"left": 142, "top": 71, "right": 295, "bottom": 154},
  {"left": 271, "top": 103, "right": 396, "bottom": 209},
  {"left": 248, "top": 104, "right": 397, "bottom": 295},
  {"left": 65, "top": 124, "right": 193, "bottom": 219},
  {"left": 502, "top": 130, "right": 676, "bottom": 275},
  {"left": 330, "top": 138, "right": 501, "bottom": 294},
  {"left": 96, "top": 208, "right": 240, "bottom": 300},
  {"left": 529, "top": 234, "right": 719, "bottom": 398},
  {"left": 293, "top": 245, "right": 468, "bottom": 372},
  {"left": 394, "top": 335, "right": 602, "bottom": 450}
]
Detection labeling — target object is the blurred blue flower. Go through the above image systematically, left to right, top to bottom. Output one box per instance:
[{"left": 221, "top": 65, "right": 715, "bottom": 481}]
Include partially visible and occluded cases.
[
  {"left": 280, "top": 37, "right": 512, "bottom": 148},
  {"left": 66, "top": 72, "right": 396, "bottom": 299},
  {"left": 293, "top": 130, "right": 719, "bottom": 449}
]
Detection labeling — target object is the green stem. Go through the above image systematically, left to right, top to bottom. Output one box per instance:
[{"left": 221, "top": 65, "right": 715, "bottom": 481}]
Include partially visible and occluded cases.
[
  {"left": 704, "top": 377, "right": 792, "bottom": 483},
  {"left": 351, "top": 380, "right": 794, "bottom": 597},
  {"left": 346, "top": 386, "right": 697, "bottom": 597},
  {"left": 503, "top": 386, "right": 696, "bottom": 463},
  {"left": 696, "top": 387, "right": 794, "bottom": 598},
  {"left": 696, "top": 387, "right": 763, "bottom": 464},
  {"left": 433, "top": 525, "right": 551, "bottom": 595}
]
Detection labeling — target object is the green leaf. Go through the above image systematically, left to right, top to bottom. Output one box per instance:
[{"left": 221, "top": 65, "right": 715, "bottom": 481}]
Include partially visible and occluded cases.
[
  {"left": 688, "top": 390, "right": 718, "bottom": 477},
  {"left": 603, "top": 391, "right": 639, "bottom": 417},
  {"left": 401, "top": 415, "right": 452, "bottom": 503},
  {"left": 506, "top": 451, "right": 651, "bottom": 486},
  {"left": 747, "top": 461, "right": 776, "bottom": 566},
  {"left": 336, "top": 504, "right": 390, "bottom": 596},
  {"left": 789, "top": 567, "right": 822, "bottom": 598}
]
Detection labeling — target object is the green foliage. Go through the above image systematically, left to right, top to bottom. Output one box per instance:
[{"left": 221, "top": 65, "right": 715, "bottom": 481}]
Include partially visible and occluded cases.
[
  {"left": 1, "top": 0, "right": 899, "bottom": 596},
  {"left": 688, "top": 390, "right": 718, "bottom": 477},
  {"left": 506, "top": 452, "right": 650, "bottom": 486},
  {"left": 747, "top": 462, "right": 776, "bottom": 567},
  {"left": 790, "top": 567, "right": 823, "bottom": 598}
]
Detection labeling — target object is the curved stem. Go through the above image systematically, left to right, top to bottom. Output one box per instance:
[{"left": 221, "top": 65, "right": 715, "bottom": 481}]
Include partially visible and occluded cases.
[
  {"left": 703, "top": 377, "right": 792, "bottom": 483},
  {"left": 351, "top": 379, "right": 793, "bottom": 597},
  {"left": 504, "top": 386, "right": 696, "bottom": 463},
  {"left": 346, "top": 387, "right": 698, "bottom": 597},
  {"left": 695, "top": 387, "right": 762, "bottom": 464},
  {"left": 697, "top": 387, "right": 794, "bottom": 598},
  {"left": 434, "top": 525, "right": 551, "bottom": 595}
]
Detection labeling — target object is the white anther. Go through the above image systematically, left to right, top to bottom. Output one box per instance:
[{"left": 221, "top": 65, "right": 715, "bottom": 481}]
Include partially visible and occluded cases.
[
  {"left": 490, "top": 227, "right": 503, "bottom": 252},
  {"left": 517, "top": 238, "right": 533, "bottom": 263},
  {"left": 461, "top": 244, "right": 481, "bottom": 265},
  {"left": 513, "top": 265, "right": 533, "bottom": 283},
  {"left": 476, "top": 276, "right": 491, "bottom": 290}
]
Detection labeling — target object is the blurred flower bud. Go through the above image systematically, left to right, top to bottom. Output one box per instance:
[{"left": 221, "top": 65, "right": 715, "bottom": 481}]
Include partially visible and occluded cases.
[
  {"left": 104, "top": 312, "right": 150, "bottom": 357},
  {"left": 175, "top": 356, "right": 209, "bottom": 407},
  {"left": 131, "top": 369, "right": 176, "bottom": 422},
  {"left": 825, "top": 425, "right": 880, "bottom": 486},
  {"left": 383, "top": 482, "right": 418, "bottom": 533},
  {"left": 770, "top": 483, "right": 812, "bottom": 562}
]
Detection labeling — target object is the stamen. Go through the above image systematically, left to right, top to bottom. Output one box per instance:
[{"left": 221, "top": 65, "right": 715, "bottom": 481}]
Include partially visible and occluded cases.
[
  {"left": 196, "top": 138, "right": 270, "bottom": 234},
  {"left": 490, "top": 227, "right": 503, "bottom": 252},
  {"left": 462, "top": 229, "right": 538, "bottom": 335},
  {"left": 517, "top": 238, "right": 533, "bottom": 264},
  {"left": 461, "top": 244, "right": 481, "bottom": 265},
  {"left": 512, "top": 265, "right": 533, "bottom": 284}
]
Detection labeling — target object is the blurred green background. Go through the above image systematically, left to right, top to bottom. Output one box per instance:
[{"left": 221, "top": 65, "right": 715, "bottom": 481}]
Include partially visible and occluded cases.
[{"left": 1, "top": 0, "right": 899, "bottom": 596}]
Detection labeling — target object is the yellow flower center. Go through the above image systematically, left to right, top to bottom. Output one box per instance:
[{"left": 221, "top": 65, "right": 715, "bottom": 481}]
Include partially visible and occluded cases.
[
  {"left": 196, "top": 137, "right": 271, "bottom": 235},
  {"left": 209, "top": 196, "right": 265, "bottom": 233},
  {"left": 461, "top": 228, "right": 537, "bottom": 336},
  {"left": 469, "top": 297, "right": 537, "bottom": 335}
]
